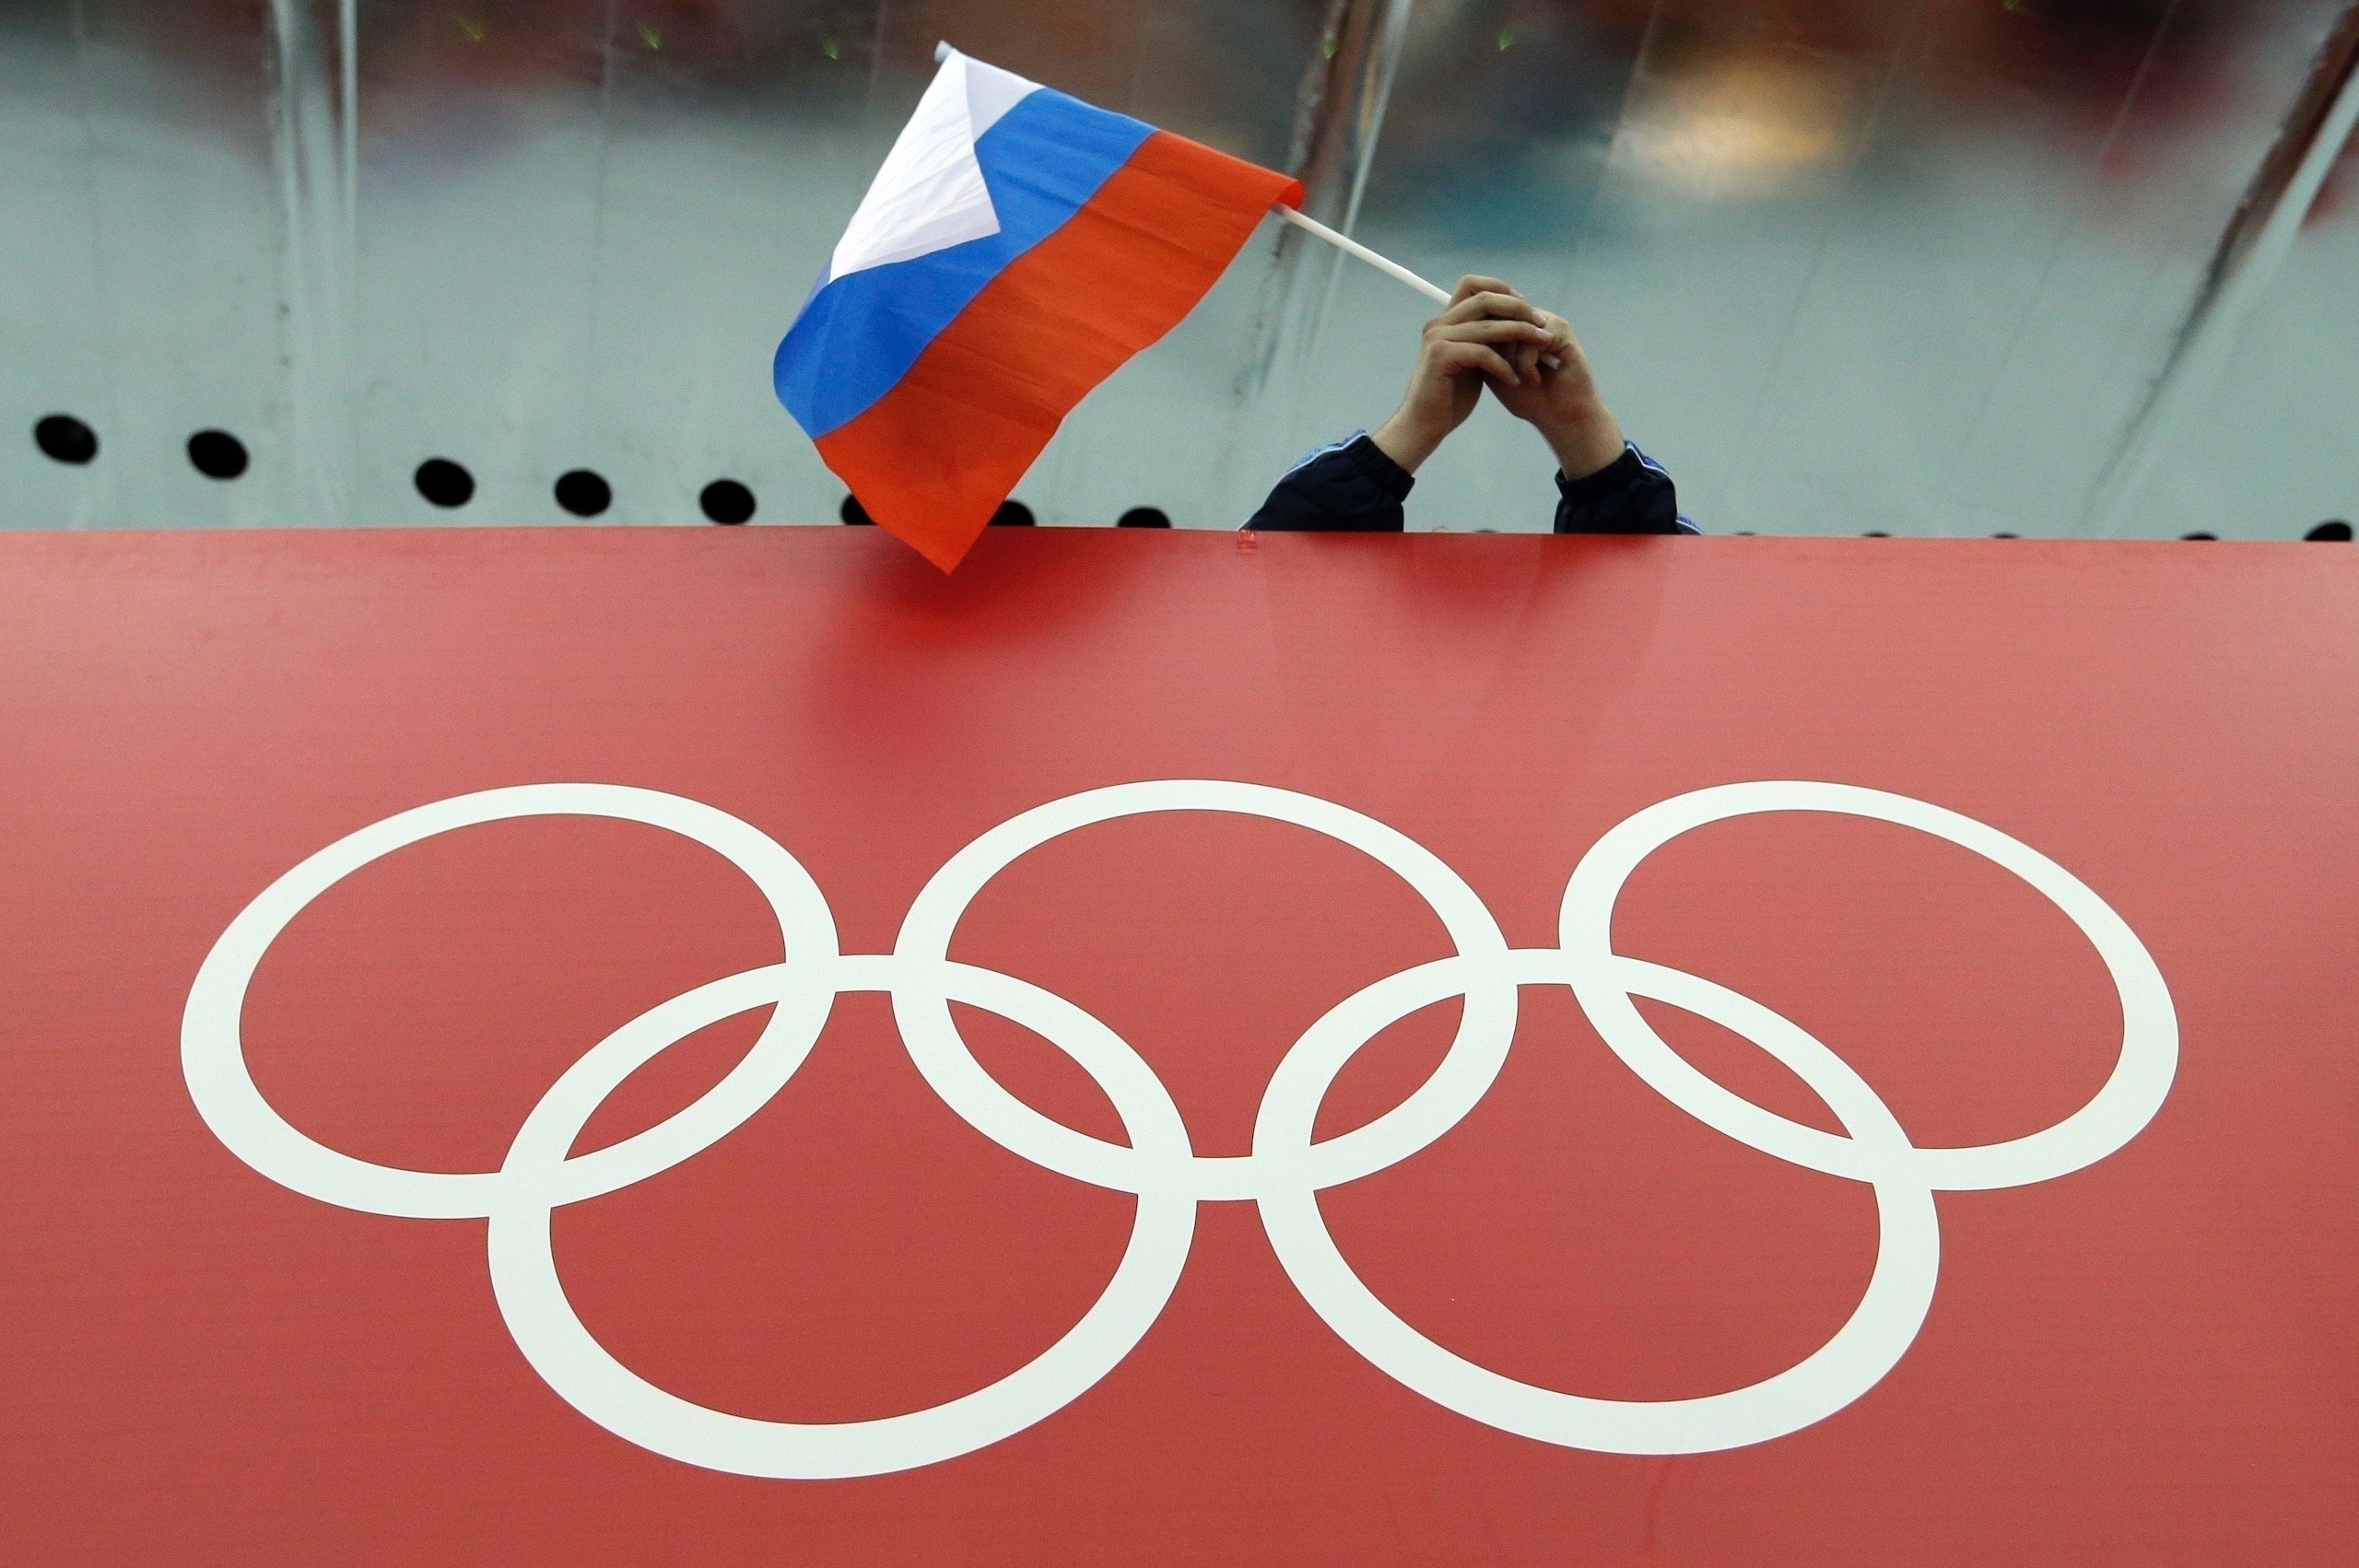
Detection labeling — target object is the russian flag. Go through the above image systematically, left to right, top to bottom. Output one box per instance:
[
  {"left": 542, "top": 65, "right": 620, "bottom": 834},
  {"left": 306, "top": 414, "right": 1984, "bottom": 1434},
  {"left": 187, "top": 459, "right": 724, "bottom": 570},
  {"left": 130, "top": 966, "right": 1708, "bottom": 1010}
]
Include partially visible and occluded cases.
[{"left": 775, "top": 46, "right": 1302, "bottom": 569}]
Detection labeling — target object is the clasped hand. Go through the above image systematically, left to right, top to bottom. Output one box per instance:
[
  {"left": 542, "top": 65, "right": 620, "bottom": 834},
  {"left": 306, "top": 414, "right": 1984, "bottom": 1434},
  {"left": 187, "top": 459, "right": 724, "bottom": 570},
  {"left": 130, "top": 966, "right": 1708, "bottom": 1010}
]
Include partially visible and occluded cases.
[{"left": 1370, "top": 275, "right": 1625, "bottom": 482}]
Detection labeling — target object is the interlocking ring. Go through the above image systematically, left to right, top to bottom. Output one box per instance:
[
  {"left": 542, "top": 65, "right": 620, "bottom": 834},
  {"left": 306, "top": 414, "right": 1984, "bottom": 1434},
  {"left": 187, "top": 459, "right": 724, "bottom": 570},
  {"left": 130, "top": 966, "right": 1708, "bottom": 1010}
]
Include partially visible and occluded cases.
[{"left": 182, "top": 779, "right": 2177, "bottom": 1477}]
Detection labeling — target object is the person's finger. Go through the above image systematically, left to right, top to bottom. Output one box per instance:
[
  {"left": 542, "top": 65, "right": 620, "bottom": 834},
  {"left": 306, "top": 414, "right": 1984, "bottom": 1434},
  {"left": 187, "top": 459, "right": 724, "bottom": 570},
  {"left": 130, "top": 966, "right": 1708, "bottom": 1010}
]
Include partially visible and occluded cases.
[
  {"left": 1451, "top": 274, "right": 1521, "bottom": 303},
  {"left": 1440, "top": 291, "right": 1545, "bottom": 328},
  {"left": 1441, "top": 291, "right": 1543, "bottom": 326},
  {"left": 1434, "top": 319, "right": 1555, "bottom": 348},
  {"left": 1433, "top": 321, "right": 1551, "bottom": 385},
  {"left": 1435, "top": 340, "right": 1520, "bottom": 384}
]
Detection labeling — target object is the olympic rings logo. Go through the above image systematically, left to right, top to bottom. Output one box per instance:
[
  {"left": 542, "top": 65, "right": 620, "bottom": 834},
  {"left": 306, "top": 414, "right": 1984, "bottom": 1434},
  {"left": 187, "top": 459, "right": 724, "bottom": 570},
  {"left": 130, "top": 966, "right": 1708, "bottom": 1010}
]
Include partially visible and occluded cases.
[{"left": 182, "top": 780, "right": 2177, "bottom": 1479}]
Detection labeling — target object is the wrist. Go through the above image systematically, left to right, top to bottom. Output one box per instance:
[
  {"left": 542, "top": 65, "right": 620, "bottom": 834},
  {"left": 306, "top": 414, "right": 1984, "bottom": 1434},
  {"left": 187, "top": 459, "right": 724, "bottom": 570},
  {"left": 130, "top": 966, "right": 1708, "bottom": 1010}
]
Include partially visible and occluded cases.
[
  {"left": 1534, "top": 397, "right": 1625, "bottom": 482},
  {"left": 1370, "top": 408, "right": 1451, "bottom": 474}
]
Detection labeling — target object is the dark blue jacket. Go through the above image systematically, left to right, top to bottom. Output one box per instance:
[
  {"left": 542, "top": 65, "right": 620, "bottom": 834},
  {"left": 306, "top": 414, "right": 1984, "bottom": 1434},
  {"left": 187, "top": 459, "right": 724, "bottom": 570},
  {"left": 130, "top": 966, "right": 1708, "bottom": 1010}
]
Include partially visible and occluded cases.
[{"left": 1244, "top": 432, "right": 1699, "bottom": 535}]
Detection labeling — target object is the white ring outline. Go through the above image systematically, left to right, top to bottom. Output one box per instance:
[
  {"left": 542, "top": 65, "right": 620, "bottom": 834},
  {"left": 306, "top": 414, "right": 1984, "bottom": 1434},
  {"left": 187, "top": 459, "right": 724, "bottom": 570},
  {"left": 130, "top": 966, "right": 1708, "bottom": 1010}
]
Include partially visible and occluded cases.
[
  {"left": 179, "top": 778, "right": 2177, "bottom": 1476},
  {"left": 888, "top": 780, "right": 1520, "bottom": 1201},
  {"left": 1559, "top": 783, "right": 2178, "bottom": 1192},
  {"left": 180, "top": 785, "right": 841, "bottom": 1219},
  {"left": 1254, "top": 949, "right": 1940, "bottom": 1455},
  {"left": 483, "top": 954, "right": 1199, "bottom": 1480}
]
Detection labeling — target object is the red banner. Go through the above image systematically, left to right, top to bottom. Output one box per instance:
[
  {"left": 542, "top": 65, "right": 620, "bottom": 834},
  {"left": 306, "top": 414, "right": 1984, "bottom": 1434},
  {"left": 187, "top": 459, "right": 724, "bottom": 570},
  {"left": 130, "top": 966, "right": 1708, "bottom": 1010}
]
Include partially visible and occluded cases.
[{"left": 3, "top": 529, "right": 2353, "bottom": 1562}]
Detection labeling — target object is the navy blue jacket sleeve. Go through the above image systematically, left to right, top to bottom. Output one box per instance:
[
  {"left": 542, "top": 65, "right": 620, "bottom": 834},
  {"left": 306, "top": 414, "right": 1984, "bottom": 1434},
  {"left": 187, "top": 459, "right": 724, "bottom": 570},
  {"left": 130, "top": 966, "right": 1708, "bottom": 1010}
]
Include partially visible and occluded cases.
[
  {"left": 1243, "top": 432, "right": 1699, "bottom": 535},
  {"left": 1241, "top": 434, "right": 1414, "bottom": 532},
  {"left": 1554, "top": 445, "right": 1699, "bottom": 535}
]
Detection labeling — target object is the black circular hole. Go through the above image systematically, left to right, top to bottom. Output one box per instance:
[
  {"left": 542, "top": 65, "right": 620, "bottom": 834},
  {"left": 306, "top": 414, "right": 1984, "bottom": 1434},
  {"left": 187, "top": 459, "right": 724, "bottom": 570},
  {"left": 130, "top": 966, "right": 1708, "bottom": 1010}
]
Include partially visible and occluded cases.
[
  {"left": 34, "top": 414, "right": 98, "bottom": 465},
  {"left": 188, "top": 428, "right": 249, "bottom": 481},
  {"left": 414, "top": 458, "right": 475, "bottom": 509},
  {"left": 554, "top": 469, "right": 611, "bottom": 517},
  {"left": 700, "top": 479, "right": 756, "bottom": 524},
  {"left": 840, "top": 494, "right": 874, "bottom": 525},
  {"left": 990, "top": 500, "right": 1035, "bottom": 527},
  {"left": 1117, "top": 507, "right": 1172, "bottom": 529},
  {"left": 2307, "top": 521, "right": 2353, "bottom": 543},
  {"left": 1862, "top": 531, "right": 1890, "bottom": 538},
  {"left": 1991, "top": 532, "right": 2021, "bottom": 539},
  {"left": 2179, "top": 532, "right": 2219, "bottom": 542}
]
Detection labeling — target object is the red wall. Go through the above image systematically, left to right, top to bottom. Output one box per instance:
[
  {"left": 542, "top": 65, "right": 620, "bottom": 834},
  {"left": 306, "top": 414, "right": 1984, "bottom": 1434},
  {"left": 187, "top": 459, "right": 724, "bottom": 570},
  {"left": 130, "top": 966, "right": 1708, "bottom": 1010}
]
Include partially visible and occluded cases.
[{"left": 2, "top": 528, "right": 2352, "bottom": 1562}]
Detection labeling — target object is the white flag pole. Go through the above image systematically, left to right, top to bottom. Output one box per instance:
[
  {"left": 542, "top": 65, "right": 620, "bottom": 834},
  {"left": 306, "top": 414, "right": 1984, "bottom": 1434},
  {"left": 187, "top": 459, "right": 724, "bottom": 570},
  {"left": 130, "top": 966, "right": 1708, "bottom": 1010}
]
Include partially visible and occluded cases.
[
  {"left": 1273, "top": 205, "right": 1562, "bottom": 370},
  {"left": 1275, "top": 205, "right": 1450, "bottom": 305}
]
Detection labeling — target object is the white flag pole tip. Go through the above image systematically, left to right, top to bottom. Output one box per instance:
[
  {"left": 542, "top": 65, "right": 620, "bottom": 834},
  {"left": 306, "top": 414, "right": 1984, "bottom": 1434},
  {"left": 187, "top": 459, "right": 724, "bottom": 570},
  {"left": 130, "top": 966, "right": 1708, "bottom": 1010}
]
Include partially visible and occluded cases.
[{"left": 1276, "top": 205, "right": 1451, "bottom": 306}]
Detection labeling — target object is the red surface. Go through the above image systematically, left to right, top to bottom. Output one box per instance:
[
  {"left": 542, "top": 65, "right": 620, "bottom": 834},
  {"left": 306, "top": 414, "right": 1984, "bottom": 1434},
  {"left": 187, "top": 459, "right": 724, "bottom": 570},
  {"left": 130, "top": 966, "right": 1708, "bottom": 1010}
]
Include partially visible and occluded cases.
[
  {"left": 818, "top": 135, "right": 1298, "bottom": 569},
  {"left": 0, "top": 526, "right": 2353, "bottom": 1564}
]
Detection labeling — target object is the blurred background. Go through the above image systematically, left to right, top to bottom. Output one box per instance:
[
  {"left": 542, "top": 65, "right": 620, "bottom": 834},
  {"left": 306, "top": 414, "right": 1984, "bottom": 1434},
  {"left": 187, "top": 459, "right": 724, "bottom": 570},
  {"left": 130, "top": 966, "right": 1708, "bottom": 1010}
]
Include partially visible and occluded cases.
[{"left": 2, "top": 0, "right": 2353, "bottom": 538}]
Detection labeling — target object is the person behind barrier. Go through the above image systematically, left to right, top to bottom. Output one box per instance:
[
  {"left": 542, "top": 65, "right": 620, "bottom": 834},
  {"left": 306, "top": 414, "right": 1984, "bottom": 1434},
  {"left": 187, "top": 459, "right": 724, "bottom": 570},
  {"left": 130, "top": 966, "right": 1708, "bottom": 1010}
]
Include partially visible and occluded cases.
[{"left": 1245, "top": 275, "right": 1697, "bottom": 536}]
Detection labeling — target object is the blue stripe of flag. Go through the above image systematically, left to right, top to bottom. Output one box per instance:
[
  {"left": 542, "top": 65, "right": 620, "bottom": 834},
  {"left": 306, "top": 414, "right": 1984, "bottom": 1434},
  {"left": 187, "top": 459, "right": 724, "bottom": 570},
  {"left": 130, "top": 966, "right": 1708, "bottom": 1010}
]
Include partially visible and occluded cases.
[{"left": 775, "top": 88, "right": 1156, "bottom": 440}]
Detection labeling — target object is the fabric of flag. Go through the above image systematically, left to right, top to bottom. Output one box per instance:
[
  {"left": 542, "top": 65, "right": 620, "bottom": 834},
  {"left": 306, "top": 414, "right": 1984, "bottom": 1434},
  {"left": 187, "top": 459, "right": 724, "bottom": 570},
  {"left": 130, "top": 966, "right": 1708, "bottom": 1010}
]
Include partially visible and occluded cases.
[{"left": 774, "top": 46, "right": 1303, "bottom": 569}]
